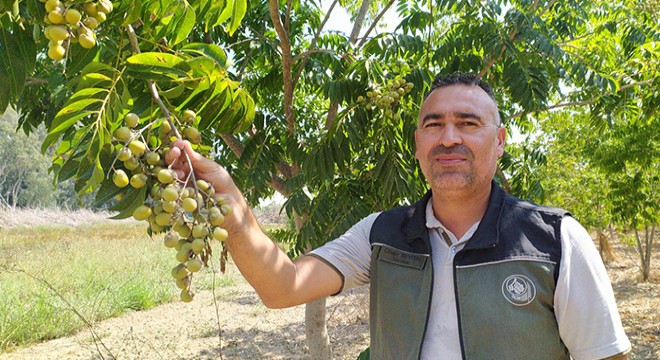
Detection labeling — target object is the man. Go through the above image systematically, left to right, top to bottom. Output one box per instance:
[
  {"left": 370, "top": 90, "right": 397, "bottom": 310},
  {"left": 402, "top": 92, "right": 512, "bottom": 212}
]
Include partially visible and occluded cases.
[{"left": 166, "top": 73, "right": 631, "bottom": 359}]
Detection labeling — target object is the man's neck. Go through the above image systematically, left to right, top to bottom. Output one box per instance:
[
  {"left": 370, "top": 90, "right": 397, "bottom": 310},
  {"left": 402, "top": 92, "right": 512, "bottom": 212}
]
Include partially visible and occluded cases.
[{"left": 430, "top": 183, "right": 492, "bottom": 239}]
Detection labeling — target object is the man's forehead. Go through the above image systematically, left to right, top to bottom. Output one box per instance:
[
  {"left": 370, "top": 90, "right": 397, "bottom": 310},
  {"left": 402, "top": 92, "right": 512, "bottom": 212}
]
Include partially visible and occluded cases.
[{"left": 420, "top": 84, "right": 496, "bottom": 113}]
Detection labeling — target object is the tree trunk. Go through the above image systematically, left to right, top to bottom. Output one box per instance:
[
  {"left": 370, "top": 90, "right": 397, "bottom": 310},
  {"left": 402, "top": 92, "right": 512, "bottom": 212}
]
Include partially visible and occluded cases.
[
  {"left": 293, "top": 212, "right": 333, "bottom": 359},
  {"left": 597, "top": 229, "right": 616, "bottom": 264},
  {"left": 305, "top": 297, "right": 333, "bottom": 359}
]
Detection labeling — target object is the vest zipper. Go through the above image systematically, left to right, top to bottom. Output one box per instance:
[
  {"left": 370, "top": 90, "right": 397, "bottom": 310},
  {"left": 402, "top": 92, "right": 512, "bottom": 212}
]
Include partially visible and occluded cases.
[{"left": 417, "top": 246, "right": 433, "bottom": 360}]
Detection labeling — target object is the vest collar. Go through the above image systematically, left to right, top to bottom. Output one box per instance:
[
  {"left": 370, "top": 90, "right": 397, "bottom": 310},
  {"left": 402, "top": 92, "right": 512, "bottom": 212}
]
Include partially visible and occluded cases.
[
  {"left": 403, "top": 181, "right": 505, "bottom": 248},
  {"left": 463, "top": 181, "right": 505, "bottom": 250},
  {"left": 403, "top": 190, "right": 433, "bottom": 243}
]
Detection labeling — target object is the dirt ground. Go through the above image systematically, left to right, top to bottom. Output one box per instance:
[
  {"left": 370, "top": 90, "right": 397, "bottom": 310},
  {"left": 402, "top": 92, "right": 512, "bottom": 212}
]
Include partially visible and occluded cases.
[{"left": 0, "top": 234, "right": 658, "bottom": 359}]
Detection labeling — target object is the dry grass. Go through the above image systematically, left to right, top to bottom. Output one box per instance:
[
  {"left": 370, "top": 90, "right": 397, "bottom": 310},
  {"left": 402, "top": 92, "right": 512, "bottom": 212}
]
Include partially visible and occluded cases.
[
  {"left": 0, "top": 206, "right": 124, "bottom": 229},
  {"left": 0, "top": 207, "right": 657, "bottom": 359}
]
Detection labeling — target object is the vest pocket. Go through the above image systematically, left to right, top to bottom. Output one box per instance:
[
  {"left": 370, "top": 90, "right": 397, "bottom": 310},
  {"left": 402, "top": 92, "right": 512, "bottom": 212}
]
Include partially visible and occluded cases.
[{"left": 370, "top": 244, "right": 433, "bottom": 360}]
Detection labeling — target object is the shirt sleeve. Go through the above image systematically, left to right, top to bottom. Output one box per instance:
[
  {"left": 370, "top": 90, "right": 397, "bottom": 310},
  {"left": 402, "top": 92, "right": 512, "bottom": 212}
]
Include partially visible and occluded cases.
[
  {"left": 309, "top": 212, "right": 379, "bottom": 292},
  {"left": 554, "top": 216, "right": 631, "bottom": 360}
]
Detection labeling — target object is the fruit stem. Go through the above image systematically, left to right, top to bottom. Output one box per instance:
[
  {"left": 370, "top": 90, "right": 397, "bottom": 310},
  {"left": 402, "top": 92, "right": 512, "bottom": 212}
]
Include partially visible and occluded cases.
[{"left": 126, "top": 24, "right": 200, "bottom": 188}]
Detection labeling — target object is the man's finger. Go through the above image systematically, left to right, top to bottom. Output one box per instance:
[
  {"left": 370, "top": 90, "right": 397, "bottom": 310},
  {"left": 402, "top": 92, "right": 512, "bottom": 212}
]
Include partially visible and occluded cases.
[{"left": 165, "top": 146, "right": 182, "bottom": 165}]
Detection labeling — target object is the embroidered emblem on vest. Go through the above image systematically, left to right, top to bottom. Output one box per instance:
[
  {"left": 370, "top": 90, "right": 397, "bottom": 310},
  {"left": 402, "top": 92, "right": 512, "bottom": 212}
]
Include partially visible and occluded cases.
[{"left": 502, "top": 274, "right": 536, "bottom": 306}]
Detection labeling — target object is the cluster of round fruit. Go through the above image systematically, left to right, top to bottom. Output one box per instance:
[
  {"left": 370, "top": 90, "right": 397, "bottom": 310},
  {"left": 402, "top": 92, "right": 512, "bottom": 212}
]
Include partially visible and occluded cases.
[
  {"left": 42, "top": 0, "right": 114, "bottom": 61},
  {"left": 357, "top": 78, "right": 414, "bottom": 119},
  {"left": 110, "top": 110, "right": 229, "bottom": 302}
]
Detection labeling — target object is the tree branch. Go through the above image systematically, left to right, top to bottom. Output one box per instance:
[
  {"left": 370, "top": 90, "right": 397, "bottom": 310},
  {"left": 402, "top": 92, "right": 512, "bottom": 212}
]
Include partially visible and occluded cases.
[
  {"left": 268, "top": 0, "right": 295, "bottom": 135},
  {"left": 292, "top": 0, "right": 338, "bottom": 88},
  {"left": 349, "top": 0, "right": 371, "bottom": 44},
  {"left": 357, "top": 0, "right": 397, "bottom": 48},
  {"left": 478, "top": 0, "right": 544, "bottom": 79},
  {"left": 292, "top": 49, "right": 336, "bottom": 63},
  {"left": 24, "top": 77, "right": 49, "bottom": 87},
  {"left": 505, "top": 79, "right": 655, "bottom": 121},
  {"left": 219, "top": 133, "right": 291, "bottom": 197}
]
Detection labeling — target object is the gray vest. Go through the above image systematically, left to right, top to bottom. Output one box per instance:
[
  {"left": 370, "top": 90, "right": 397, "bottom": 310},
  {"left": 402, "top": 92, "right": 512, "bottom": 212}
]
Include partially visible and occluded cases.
[{"left": 369, "top": 182, "right": 570, "bottom": 359}]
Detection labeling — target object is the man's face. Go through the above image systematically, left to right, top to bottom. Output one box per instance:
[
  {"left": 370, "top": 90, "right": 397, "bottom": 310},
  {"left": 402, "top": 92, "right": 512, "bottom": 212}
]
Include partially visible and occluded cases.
[{"left": 414, "top": 84, "right": 506, "bottom": 195}]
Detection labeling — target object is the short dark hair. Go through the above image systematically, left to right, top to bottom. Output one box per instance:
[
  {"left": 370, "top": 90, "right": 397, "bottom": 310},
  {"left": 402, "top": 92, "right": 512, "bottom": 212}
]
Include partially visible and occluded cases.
[{"left": 426, "top": 72, "right": 500, "bottom": 125}]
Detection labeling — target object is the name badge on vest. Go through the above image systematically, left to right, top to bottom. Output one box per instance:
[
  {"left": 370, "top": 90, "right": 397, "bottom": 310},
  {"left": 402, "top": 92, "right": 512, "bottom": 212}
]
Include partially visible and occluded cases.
[{"left": 377, "top": 245, "right": 428, "bottom": 269}]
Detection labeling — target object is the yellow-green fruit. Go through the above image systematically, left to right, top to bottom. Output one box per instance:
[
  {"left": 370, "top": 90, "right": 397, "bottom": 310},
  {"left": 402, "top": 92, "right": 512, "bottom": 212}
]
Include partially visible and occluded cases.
[
  {"left": 44, "top": 0, "right": 61, "bottom": 12},
  {"left": 98, "top": 0, "right": 113, "bottom": 13},
  {"left": 83, "top": 2, "right": 97, "bottom": 16},
  {"left": 65, "top": 8, "right": 82, "bottom": 24},
  {"left": 48, "top": 9, "right": 66, "bottom": 24},
  {"left": 94, "top": 11, "right": 106, "bottom": 22},
  {"left": 83, "top": 16, "right": 98, "bottom": 29},
  {"left": 48, "top": 25, "right": 69, "bottom": 41},
  {"left": 79, "top": 33, "right": 96, "bottom": 49},
  {"left": 48, "top": 39, "right": 63, "bottom": 48},
  {"left": 47, "top": 45, "right": 66, "bottom": 61},
  {"left": 182, "top": 109, "right": 196, "bottom": 124},
  {"left": 124, "top": 113, "right": 139, "bottom": 128},
  {"left": 158, "top": 121, "right": 172, "bottom": 137},
  {"left": 113, "top": 126, "right": 131, "bottom": 141},
  {"left": 183, "top": 126, "right": 201, "bottom": 144},
  {"left": 128, "top": 140, "right": 146, "bottom": 156},
  {"left": 116, "top": 147, "right": 131, "bottom": 161},
  {"left": 144, "top": 151, "right": 160, "bottom": 166},
  {"left": 123, "top": 157, "right": 140, "bottom": 171},
  {"left": 157, "top": 169, "right": 176, "bottom": 184},
  {"left": 112, "top": 170, "right": 129, "bottom": 188},
  {"left": 130, "top": 174, "right": 148, "bottom": 189},
  {"left": 196, "top": 179, "right": 209, "bottom": 191},
  {"left": 150, "top": 185, "right": 161, "bottom": 199},
  {"left": 161, "top": 185, "right": 179, "bottom": 201},
  {"left": 213, "top": 194, "right": 226, "bottom": 204},
  {"left": 181, "top": 197, "right": 197, "bottom": 212},
  {"left": 162, "top": 200, "right": 177, "bottom": 213},
  {"left": 153, "top": 202, "right": 164, "bottom": 214},
  {"left": 220, "top": 204, "right": 233, "bottom": 216},
  {"left": 132, "top": 205, "right": 152, "bottom": 221},
  {"left": 209, "top": 211, "right": 224, "bottom": 226},
  {"left": 155, "top": 212, "right": 172, "bottom": 226},
  {"left": 149, "top": 222, "right": 164, "bottom": 233},
  {"left": 174, "top": 222, "right": 191, "bottom": 237},
  {"left": 192, "top": 225, "right": 208, "bottom": 239},
  {"left": 213, "top": 227, "right": 228, "bottom": 242},
  {"left": 163, "top": 233, "right": 178, "bottom": 248},
  {"left": 174, "top": 239, "right": 186, "bottom": 251},
  {"left": 191, "top": 239, "right": 205, "bottom": 254},
  {"left": 176, "top": 248, "right": 191, "bottom": 263},
  {"left": 187, "top": 258, "right": 203, "bottom": 272},
  {"left": 171, "top": 264, "right": 189, "bottom": 280},
  {"left": 175, "top": 276, "right": 190, "bottom": 289},
  {"left": 180, "top": 289, "right": 194, "bottom": 302}
]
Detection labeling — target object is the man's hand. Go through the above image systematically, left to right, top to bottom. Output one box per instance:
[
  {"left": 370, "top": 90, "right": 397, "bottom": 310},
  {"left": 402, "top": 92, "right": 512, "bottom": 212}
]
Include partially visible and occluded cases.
[{"left": 165, "top": 138, "right": 343, "bottom": 308}]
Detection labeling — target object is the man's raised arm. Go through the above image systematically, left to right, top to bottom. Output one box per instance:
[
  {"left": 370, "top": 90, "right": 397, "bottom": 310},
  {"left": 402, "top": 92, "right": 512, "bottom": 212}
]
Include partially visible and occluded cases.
[{"left": 166, "top": 140, "right": 342, "bottom": 308}]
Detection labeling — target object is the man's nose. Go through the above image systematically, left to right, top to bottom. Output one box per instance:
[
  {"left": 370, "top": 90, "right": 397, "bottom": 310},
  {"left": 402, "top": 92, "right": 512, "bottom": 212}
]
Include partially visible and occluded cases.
[{"left": 437, "top": 124, "right": 462, "bottom": 147}]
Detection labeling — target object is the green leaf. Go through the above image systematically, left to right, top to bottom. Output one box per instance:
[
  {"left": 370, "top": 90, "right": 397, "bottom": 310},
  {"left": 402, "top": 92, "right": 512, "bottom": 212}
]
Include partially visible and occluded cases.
[
  {"left": 226, "top": 0, "right": 248, "bottom": 36},
  {"left": 171, "top": 3, "right": 196, "bottom": 46},
  {"left": 0, "top": 25, "right": 37, "bottom": 112},
  {"left": 181, "top": 43, "right": 228, "bottom": 68},
  {"left": 126, "top": 52, "right": 191, "bottom": 80},
  {"left": 42, "top": 110, "right": 94, "bottom": 152},
  {"left": 95, "top": 177, "right": 123, "bottom": 205},
  {"left": 110, "top": 186, "right": 148, "bottom": 220}
]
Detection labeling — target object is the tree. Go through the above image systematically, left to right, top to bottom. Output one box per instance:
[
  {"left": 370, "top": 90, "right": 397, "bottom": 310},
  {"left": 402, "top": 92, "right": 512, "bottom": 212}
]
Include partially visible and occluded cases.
[
  {"left": 2, "top": 0, "right": 659, "bottom": 358},
  {"left": 0, "top": 108, "right": 59, "bottom": 207}
]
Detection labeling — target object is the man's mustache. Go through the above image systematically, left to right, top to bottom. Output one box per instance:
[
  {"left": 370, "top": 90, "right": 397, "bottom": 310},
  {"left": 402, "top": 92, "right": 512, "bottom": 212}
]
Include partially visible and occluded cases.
[{"left": 429, "top": 144, "right": 473, "bottom": 158}]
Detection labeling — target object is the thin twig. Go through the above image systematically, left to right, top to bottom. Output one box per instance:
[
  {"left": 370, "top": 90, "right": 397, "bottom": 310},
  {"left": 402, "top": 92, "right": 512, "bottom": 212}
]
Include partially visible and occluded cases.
[{"left": 9, "top": 266, "right": 116, "bottom": 359}]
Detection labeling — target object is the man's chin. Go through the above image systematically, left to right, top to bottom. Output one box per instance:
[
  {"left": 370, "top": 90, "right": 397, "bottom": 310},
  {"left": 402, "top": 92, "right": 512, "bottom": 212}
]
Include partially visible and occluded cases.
[{"left": 429, "top": 174, "right": 472, "bottom": 191}]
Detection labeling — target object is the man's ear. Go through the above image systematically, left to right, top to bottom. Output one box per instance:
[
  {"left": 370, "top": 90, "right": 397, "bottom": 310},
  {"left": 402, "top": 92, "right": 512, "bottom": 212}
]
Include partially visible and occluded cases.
[{"left": 497, "top": 126, "right": 506, "bottom": 157}]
